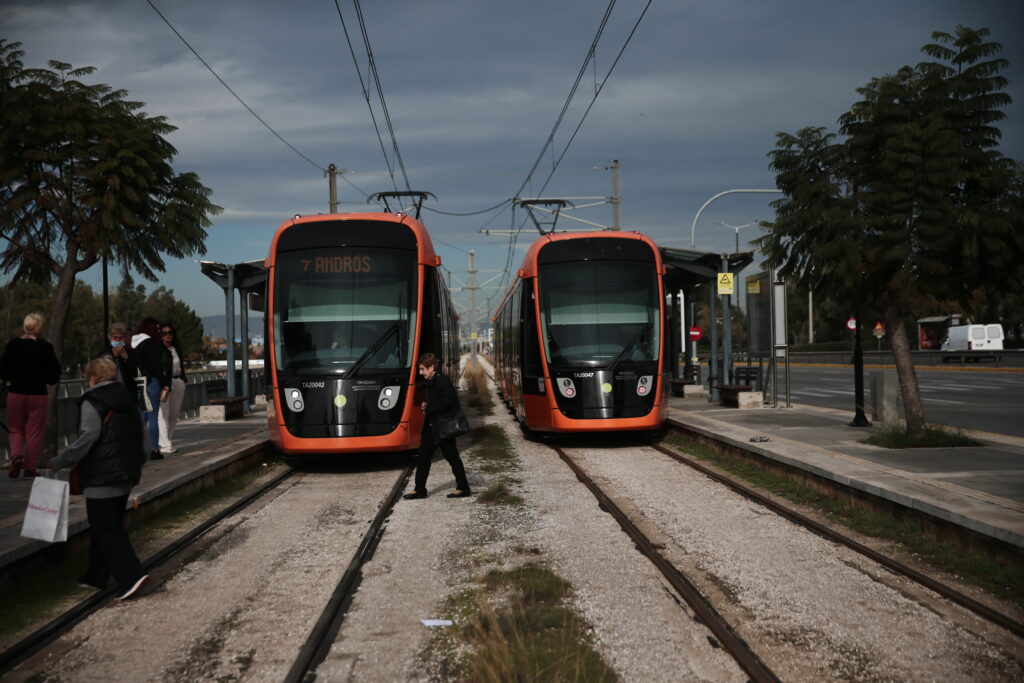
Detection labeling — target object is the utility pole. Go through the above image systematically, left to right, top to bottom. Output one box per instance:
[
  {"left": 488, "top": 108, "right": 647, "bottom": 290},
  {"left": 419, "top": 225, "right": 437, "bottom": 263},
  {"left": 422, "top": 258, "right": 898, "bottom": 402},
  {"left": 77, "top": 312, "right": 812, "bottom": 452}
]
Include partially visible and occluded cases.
[
  {"left": 610, "top": 159, "right": 620, "bottom": 230},
  {"left": 327, "top": 163, "right": 338, "bottom": 213},
  {"left": 468, "top": 250, "right": 478, "bottom": 365}
]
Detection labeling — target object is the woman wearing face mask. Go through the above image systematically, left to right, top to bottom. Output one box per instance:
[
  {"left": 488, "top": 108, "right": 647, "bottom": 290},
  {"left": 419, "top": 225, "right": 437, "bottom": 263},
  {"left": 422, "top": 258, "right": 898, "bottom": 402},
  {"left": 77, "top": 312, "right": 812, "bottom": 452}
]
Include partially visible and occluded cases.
[{"left": 99, "top": 322, "right": 139, "bottom": 401}]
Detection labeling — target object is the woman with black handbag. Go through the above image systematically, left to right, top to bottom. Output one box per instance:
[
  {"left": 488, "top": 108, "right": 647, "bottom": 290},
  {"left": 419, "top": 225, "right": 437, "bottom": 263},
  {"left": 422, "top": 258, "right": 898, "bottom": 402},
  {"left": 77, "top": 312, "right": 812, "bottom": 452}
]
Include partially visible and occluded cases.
[{"left": 403, "top": 352, "right": 472, "bottom": 500}]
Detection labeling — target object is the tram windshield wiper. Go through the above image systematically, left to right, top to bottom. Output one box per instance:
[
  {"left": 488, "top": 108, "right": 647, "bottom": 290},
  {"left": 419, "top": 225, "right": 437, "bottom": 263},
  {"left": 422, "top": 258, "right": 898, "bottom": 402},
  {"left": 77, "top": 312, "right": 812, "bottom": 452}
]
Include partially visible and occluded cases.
[
  {"left": 606, "top": 321, "right": 652, "bottom": 373},
  {"left": 345, "top": 323, "right": 401, "bottom": 378}
]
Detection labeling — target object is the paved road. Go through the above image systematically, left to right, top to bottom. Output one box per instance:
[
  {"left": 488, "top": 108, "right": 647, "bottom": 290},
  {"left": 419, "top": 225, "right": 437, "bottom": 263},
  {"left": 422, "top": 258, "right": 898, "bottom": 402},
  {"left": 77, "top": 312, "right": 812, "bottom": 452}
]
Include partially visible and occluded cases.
[{"left": 773, "top": 365, "right": 1024, "bottom": 438}]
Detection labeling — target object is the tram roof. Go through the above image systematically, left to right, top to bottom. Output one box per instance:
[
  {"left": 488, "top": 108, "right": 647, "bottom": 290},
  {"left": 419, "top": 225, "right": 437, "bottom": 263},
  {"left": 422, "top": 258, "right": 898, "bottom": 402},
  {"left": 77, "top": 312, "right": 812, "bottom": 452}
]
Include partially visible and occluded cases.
[
  {"left": 268, "top": 212, "right": 442, "bottom": 267},
  {"left": 658, "top": 247, "right": 755, "bottom": 291}
]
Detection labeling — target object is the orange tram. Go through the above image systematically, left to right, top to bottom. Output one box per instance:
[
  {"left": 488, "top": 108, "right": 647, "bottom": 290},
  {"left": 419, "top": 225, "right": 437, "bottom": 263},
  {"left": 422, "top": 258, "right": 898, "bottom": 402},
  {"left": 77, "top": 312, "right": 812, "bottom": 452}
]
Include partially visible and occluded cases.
[
  {"left": 265, "top": 193, "right": 459, "bottom": 459},
  {"left": 493, "top": 231, "right": 668, "bottom": 435}
]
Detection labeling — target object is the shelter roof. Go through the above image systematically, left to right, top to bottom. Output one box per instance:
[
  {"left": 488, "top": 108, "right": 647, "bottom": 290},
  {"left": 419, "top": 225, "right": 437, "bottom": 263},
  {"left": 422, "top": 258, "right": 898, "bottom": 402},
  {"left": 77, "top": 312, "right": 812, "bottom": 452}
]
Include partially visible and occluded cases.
[{"left": 659, "top": 247, "right": 755, "bottom": 290}]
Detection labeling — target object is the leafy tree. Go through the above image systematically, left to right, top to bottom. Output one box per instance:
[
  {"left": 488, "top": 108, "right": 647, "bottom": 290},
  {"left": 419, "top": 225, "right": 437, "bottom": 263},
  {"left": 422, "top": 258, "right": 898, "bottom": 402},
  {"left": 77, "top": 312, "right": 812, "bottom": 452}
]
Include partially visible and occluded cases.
[
  {"left": 758, "top": 27, "right": 1023, "bottom": 439},
  {"left": 0, "top": 39, "right": 220, "bottom": 369},
  {"left": 111, "top": 274, "right": 149, "bottom": 332},
  {"left": 142, "top": 286, "right": 205, "bottom": 361}
]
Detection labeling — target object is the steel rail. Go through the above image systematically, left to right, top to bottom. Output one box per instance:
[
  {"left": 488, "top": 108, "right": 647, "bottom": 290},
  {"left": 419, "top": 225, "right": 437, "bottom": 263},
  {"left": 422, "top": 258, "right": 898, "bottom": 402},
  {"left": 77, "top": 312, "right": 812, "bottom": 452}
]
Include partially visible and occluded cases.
[
  {"left": 652, "top": 435, "right": 1024, "bottom": 640},
  {"left": 551, "top": 444, "right": 781, "bottom": 683},
  {"left": 0, "top": 464, "right": 294, "bottom": 676},
  {"left": 284, "top": 464, "right": 414, "bottom": 683}
]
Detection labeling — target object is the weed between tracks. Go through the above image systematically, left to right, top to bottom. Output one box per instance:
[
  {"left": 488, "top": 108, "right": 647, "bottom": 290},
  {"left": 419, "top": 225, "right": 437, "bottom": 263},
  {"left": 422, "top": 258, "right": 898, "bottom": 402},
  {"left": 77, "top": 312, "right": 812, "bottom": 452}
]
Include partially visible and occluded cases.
[
  {"left": 463, "top": 360, "right": 494, "bottom": 416},
  {"left": 424, "top": 419, "right": 614, "bottom": 681},
  {"left": 663, "top": 433, "right": 1024, "bottom": 609},
  {"left": 0, "top": 453, "right": 285, "bottom": 645},
  {"left": 433, "top": 562, "right": 617, "bottom": 682}
]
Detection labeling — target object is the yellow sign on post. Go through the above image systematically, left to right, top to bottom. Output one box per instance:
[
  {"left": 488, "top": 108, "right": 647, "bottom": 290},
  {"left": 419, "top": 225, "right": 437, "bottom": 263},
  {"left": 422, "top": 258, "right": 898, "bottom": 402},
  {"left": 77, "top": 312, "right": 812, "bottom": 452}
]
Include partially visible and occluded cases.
[{"left": 717, "top": 272, "right": 734, "bottom": 296}]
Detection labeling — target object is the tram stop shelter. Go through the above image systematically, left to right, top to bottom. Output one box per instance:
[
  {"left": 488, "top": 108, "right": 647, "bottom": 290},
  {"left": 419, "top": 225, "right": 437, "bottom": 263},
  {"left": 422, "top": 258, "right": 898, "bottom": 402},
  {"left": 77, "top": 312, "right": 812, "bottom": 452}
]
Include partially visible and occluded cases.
[
  {"left": 659, "top": 247, "right": 755, "bottom": 392},
  {"left": 199, "top": 259, "right": 267, "bottom": 410}
]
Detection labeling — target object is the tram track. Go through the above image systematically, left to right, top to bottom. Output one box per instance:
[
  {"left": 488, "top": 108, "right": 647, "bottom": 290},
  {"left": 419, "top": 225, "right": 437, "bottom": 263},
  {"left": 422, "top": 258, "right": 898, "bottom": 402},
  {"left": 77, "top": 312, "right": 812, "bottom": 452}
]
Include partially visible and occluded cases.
[
  {"left": 550, "top": 431, "right": 1023, "bottom": 680},
  {"left": 651, "top": 432, "right": 1024, "bottom": 640},
  {"left": 550, "top": 443, "right": 781, "bottom": 683},
  {"left": 2, "top": 461, "right": 415, "bottom": 681},
  {"left": 284, "top": 464, "right": 412, "bottom": 682},
  {"left": 0, "top": 465, "right": 296, "bottom": 676}
]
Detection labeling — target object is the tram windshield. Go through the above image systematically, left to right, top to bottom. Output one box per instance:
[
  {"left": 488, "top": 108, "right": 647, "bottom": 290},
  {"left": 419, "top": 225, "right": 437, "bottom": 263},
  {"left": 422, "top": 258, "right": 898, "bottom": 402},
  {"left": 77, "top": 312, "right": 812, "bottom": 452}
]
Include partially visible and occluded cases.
[
  {"left": 272, "top": 248, "right": 417, "bottom": 376},
  {"left": 538, "top": 261, "right": 660, "bottom": 368}
]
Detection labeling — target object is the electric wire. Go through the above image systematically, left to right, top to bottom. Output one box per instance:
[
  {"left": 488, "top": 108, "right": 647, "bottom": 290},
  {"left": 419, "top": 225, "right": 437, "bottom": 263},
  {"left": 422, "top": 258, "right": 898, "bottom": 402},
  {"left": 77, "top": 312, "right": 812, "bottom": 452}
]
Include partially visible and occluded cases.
[
  {"left": 145, "top": 0, "right": 325, "bottom": 174},
  {"left": 333, "top": 0, "right": 401, "bottom": 193},
  {"left": 352, "top": 0, "right": 411, "bottom": 192},
  {"left": 496, "top": 0, "right": 651, "bottom": 296},
  {"left": 535, "top": 0, "right": 652, "bottom": 197},
  {"left": 423, "top": 199, "right": 513, "bottom": 217}
]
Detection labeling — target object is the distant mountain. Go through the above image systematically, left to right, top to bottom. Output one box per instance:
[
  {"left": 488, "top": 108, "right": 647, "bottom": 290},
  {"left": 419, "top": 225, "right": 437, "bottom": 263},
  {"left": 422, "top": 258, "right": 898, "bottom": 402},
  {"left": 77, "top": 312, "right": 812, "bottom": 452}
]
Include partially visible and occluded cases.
[{"left": 202, "top": 313, "right": 264, "bottom": 342}]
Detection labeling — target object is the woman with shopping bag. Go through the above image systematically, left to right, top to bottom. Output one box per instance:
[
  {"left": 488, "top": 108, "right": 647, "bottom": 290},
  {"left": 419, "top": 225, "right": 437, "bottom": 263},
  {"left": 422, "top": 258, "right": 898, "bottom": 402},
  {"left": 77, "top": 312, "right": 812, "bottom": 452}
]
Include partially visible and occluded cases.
[
  {"left": 403, "top": 352, "right": 472, "bottom": 500},
  {"left": 48, "top": 357, "right": 150, "bottom": 600}
]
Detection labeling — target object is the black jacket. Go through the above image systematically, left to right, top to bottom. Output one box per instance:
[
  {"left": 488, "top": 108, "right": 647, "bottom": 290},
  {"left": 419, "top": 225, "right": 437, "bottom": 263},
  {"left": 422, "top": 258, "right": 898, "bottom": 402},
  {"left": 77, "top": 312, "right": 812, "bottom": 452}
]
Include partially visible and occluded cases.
[
  {"left": 0, "top": 337, "right": 61, "bottom": 394},
  {"left": 135, "top": 337, "right": 172, "bottom": 388},
  {"left": 423, "top": 372, "right": 460, "bottom": 422},
  {"left": 79, "top": 382, "right": 147, "bottom": 488}
]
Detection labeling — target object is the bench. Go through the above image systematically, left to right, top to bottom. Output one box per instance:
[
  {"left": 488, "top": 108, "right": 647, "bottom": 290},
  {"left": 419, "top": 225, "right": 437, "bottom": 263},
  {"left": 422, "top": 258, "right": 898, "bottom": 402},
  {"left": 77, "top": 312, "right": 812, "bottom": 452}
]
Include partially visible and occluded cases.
[
  {"left": 669, "top": 378, "right": 705, "bottom": 398},
  {"left": 719, "top": 384, "right": 762, "bottom": 409},
  {"left": 200, "top": 396, "right": 245, "bottom": 422}
]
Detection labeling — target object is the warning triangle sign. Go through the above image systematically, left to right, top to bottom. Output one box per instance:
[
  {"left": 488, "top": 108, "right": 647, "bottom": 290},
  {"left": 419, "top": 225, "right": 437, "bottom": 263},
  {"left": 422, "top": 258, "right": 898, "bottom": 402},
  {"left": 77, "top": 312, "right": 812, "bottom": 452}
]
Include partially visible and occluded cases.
[{"left": 717, "top": 272, "right": 734, "bottom": 295}]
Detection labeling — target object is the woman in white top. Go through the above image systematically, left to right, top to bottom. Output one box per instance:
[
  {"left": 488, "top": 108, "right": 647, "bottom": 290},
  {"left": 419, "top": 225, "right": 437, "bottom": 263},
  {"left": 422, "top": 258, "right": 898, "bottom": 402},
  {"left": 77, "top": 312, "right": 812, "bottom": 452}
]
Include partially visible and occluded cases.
[{"left": 157, "top": 324, "right": 187, "bottom": 454}]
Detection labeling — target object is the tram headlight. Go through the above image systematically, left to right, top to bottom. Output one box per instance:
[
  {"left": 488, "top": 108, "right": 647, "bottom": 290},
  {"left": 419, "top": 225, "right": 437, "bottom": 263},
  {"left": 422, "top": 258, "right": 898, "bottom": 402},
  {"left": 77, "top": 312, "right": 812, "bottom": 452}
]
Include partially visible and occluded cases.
[
  {"left": 636, "top": 375, "right": 653, "bottom": 396},
  {"left": 556, "top": 378, "right": 576, "bottom": 398},
  {"left": 378, "top": 386, "right": 400, "bottom": 411},
  {"left": 286, "top": 388, "right": 304, "bottom": 412}
]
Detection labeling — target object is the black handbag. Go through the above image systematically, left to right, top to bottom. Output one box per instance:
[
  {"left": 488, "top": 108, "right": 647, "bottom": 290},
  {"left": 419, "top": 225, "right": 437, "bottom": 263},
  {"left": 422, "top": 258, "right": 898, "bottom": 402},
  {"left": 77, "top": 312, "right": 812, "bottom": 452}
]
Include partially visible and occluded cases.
[{"left": 431, "top": 409, "right": 470, "bottom": 442}]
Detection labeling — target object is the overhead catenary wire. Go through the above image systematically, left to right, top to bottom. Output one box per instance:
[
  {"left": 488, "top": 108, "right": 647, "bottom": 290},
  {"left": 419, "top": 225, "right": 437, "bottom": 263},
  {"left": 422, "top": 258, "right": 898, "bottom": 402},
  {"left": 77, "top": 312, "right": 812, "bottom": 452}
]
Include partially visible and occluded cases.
[
  {"left": 145, "top": 0, "right": 326, "bottom": 175},
  {"left": 333, "top": 0, "right": 401, "bottom": 194},
  {"left": 494, "top": 0, "right": 651, "bottom": 298}
]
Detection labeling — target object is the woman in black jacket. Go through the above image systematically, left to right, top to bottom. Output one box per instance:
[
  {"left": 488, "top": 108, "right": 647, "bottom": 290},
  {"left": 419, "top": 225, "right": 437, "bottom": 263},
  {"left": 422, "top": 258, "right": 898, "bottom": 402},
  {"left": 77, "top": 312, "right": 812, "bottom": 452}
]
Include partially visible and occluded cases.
[
  {"left": 133, "top": 317, "right": 171, "bottom": 460},
  {"left": 403, "top": 352, "right": 472, "bottom": 500},
  {"left": 49, "top": 357, "right": 150, "bottom": 600}
]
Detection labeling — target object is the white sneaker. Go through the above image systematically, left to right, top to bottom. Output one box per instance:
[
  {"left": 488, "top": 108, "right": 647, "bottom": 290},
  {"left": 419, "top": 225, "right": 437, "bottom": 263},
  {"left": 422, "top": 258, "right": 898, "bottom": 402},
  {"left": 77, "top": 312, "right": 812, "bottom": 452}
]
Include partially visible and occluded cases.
[{"left": 116, "top": 574, "right": 150, "bottom": 600}]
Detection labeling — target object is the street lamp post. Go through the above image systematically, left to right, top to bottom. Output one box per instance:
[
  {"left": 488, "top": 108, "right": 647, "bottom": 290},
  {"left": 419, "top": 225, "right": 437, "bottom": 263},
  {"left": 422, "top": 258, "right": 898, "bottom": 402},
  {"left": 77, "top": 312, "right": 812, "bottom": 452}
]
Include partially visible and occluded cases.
[{"left": 716, "top": 221, "right": 759, "bottom": 253}]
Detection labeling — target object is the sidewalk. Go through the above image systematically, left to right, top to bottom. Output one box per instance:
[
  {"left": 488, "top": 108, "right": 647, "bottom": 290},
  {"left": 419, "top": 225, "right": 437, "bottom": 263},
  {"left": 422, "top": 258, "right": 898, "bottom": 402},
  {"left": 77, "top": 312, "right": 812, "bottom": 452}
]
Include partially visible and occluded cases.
[
  {"left": 667, "top": 394, "right": 1024, "bottom": 551},
  {"left": 0, "top": 412, "right": 270, "bottom": 573}
]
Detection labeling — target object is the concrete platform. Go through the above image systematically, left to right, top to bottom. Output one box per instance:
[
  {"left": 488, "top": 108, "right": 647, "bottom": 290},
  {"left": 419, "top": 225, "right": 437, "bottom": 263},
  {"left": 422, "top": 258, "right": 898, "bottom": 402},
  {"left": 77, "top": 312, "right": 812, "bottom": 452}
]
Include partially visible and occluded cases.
[
  {"left": 667, "top": 394, "right": 1024, "bottom": 553},
  {"left": 3, "top": 395, "right": 1022, "bottom": 579}
]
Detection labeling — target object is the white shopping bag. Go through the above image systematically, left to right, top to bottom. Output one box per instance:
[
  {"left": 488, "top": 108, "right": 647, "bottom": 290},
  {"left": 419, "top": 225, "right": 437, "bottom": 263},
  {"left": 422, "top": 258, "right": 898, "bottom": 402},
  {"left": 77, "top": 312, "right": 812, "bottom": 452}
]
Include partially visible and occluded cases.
[{"left": 21, "top": 476, "right": 69, "bottom": 543}]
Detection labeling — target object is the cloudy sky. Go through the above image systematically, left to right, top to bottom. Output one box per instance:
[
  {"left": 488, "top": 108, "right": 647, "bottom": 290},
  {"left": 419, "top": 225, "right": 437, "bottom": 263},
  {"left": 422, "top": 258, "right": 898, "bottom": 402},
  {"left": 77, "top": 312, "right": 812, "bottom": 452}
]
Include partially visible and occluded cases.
[{"left": 3, "top": 0, "right": 1022, "bottom": 319}]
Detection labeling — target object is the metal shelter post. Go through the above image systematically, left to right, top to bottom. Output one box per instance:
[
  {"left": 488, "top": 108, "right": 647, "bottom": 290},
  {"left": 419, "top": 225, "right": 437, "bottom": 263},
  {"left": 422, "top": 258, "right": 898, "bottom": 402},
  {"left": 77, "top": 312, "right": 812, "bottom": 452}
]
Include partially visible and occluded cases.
[{"left": 200, "top": 260, "right": 267, "bottom": 408}]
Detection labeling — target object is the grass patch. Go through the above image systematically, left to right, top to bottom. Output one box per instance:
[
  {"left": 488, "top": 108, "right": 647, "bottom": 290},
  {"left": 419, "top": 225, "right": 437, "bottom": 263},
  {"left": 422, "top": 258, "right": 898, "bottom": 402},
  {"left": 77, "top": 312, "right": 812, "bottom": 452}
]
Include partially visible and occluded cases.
[
  {"left": 463, "top": 359, "right": 494, "bottom": 416},
  {"left": 863, "top": 423, "right": 982, "bottom": 448},
  {"left": 469, "top": 424, "right": 518, "bottom": 474},
  {"left": 664, "top": 433, "right": 1024, "bottom": 608},
  {"left": 0, "top": 455, "right": 285, "bottom": 643},
  {"left": 478, "top": 482, "right": 523, "bottom": 506},
  {"left": 436, "top": 563, "right": 617, "bottom": 682}
]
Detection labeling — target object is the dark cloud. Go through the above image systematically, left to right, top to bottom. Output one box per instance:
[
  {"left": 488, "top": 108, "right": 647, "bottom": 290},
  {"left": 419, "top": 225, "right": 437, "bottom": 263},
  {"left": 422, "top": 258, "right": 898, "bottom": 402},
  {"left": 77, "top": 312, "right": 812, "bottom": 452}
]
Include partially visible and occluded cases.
[{"left": 2, "top": 0, "right": 1020, "bottom": 314}]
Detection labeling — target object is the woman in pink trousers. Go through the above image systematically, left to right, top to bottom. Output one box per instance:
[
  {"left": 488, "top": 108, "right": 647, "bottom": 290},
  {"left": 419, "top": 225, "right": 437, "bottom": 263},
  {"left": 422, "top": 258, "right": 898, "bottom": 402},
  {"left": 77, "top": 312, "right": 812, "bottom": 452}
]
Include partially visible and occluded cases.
[{"left": 1, "top": 313, "right": 61, "bottom": 479}]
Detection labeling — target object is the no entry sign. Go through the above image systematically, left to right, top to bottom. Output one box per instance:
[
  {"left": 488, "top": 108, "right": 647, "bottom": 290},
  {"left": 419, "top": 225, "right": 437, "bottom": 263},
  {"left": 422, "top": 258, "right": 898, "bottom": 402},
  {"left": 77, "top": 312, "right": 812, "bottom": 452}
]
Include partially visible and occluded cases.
[{"left": 688, "top": 326, "right": 702, "bottom": 341}]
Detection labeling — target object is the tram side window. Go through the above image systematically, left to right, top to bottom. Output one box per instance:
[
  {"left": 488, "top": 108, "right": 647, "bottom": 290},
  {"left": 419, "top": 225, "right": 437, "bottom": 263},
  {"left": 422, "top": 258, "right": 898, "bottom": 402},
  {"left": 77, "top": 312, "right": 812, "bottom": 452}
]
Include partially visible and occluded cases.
[
  {"left": 421, "top": 268, "right": 441, "bottom": 362},
  {"left": 521, "top": 280, "right": 542, "bottom": 377}
]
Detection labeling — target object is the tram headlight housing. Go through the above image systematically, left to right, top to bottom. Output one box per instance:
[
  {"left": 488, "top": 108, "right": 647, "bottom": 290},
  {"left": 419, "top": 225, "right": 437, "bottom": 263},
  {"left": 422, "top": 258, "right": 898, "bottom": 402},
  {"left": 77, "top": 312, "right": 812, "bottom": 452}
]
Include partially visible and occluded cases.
[
  {"left": 636, "top": 375, "right": 653, "bottom": 396},
  {"left": 556, "top": 378, "right": 576, "bottom": 398},
  {"left": 378, "top": 385, "right": 400, "bottom": 410},
  {"left": 285, "top": 388, "right": 304, "bottom": 412}
]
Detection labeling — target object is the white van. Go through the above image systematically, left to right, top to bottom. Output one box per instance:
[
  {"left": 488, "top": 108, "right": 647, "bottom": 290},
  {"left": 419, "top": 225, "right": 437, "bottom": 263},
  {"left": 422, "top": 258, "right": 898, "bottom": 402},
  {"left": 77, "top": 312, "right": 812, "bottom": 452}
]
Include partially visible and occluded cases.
[{"left": 941, "top": 324, "right": 1005, "bottom": 351}]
